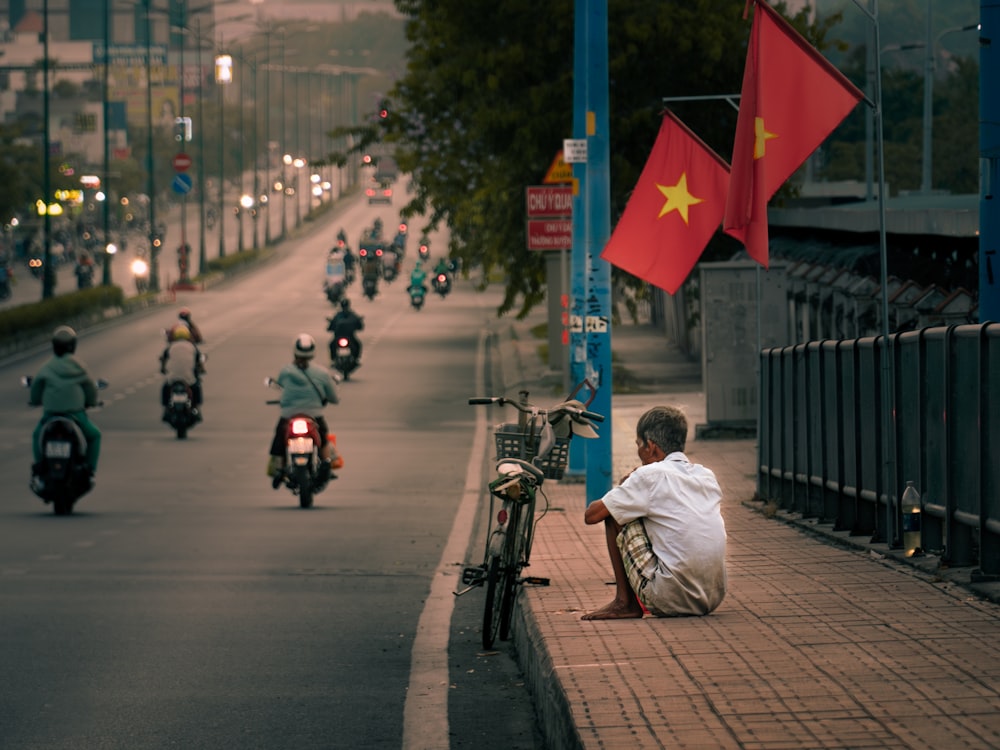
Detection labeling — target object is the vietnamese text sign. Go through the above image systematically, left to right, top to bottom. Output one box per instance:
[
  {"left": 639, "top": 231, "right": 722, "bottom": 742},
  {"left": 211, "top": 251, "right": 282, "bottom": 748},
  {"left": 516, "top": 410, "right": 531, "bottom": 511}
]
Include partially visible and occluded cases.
[
  {"left": 563, "top": 138, "right": 588, "bottom": 163},
  {"left": 526, "top": 185, "right": 573, "bottom": 218},
  {"left": 527, "top": 219, "right": 572, "bottom": 250}
]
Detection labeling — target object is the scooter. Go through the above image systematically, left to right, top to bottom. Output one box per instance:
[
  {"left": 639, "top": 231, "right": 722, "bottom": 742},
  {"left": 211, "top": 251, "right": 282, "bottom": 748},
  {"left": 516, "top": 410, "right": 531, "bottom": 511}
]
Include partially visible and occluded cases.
[
  {"left": 418, "top": 239, "right": 430, "bottom": 261},
  {"left": 432, "top": 270, "right": 452, "bottom": 298},
  {"left": 362, "top": 275, "right": 378, "bottom": 300},
  {"left": 325, "top": 279, "right": 346, "bottom": 305},
  {"left": 408, "top": 283, "right": 427, "bottom": 310},
  {"left": 329, "top": 335, "right": 360, "bottom": 380},
  {"left": 23, "top": 376, "right": 107, "bottom": 515},
  {"left": 265, "top": 378, "right": 335, "bottom": 509},
  {"left": 163, "top": 380, "right": 201, "bottom": 439}
]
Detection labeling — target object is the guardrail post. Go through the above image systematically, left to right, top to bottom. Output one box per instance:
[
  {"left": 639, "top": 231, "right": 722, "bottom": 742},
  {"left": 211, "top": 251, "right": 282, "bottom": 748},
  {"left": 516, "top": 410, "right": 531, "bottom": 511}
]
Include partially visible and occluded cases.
[
  {"left": 975, "top": 323, "right": 1000, "bottom": 579},
  {"left": 947, "top": 325, "right": 982, "bottom": 566}
]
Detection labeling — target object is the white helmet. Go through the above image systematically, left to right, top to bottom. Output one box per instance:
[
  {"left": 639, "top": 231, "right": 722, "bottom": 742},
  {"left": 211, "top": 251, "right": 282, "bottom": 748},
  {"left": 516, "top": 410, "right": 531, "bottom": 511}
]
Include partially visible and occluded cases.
[{"left": 293, "top": 333, "right": 316, "bottom": 359}]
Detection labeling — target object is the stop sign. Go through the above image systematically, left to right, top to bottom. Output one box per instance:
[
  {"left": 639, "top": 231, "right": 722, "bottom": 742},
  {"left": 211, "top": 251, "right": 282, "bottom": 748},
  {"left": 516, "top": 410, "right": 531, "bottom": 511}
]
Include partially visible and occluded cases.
[{"left": 172, "top": 153, "right": 192, "bottom": 172}]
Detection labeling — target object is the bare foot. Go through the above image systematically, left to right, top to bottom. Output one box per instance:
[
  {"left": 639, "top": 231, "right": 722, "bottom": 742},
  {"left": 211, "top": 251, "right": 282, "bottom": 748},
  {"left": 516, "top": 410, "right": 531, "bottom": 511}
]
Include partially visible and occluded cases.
[{"left": 581, "top": 600, "right": 645, "bottom": 620}]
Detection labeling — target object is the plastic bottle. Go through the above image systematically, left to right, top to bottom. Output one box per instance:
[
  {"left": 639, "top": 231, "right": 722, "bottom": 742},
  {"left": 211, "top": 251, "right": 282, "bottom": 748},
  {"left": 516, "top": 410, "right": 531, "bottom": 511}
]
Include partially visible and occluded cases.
[{"left": 901, "top": 481, "right": 923, "bottom": 557}]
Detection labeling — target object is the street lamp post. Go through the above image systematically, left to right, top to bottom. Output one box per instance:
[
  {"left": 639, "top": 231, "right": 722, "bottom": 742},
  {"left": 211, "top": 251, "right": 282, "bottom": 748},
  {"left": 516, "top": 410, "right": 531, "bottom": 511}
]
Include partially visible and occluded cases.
[
  {"left": 41, "top": 0, "right": 54, "bottom": 300},
  {"left": 101, "top": 0, "right": 112, "bottom": 286},
  {"left": 142, "top": 0, "right": 161, "bottom": 292},
  {"left": 921, "top": 19, "right": 979, "bottom": 194},
  {"left": 237, "top": 52, "right": 245, "bottom": 253},
  {"left": 215, "top": 53, "right": 232, "bottom": 258},
  {"left": 281, "top": 153, "right": 291, "bottom": 238},
  {"left": 293, "top": 157, "right": 305, "bottom": 228}
]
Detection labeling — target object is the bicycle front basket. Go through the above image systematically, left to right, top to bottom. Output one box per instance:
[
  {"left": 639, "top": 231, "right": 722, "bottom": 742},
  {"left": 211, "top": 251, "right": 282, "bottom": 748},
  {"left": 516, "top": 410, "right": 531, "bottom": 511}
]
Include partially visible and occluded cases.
[
  {"left": 494, "top": 422, "right": 538, "bottom": 461},
  {"left": 535, "top": 437, "right": 570, "bottom": 480}
]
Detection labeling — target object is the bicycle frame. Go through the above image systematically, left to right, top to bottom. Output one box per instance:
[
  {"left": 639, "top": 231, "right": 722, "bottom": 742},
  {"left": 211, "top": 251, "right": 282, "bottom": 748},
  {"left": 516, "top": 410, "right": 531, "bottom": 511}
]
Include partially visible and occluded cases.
[{"left": 460, "top": 391, "right": 603, "bottom": 649}]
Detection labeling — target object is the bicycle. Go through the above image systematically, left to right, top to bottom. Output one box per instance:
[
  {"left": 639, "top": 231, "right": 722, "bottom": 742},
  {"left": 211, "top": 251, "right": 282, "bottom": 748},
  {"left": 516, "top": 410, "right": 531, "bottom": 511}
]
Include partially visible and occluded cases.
[{"left": 459, "top": 390, "right": 604, "bottom": 649}]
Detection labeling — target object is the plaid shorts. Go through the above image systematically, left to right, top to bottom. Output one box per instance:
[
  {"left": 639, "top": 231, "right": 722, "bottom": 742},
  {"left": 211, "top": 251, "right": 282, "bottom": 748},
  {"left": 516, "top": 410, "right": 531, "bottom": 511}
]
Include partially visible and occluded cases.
[{"left": 616, "top": 520, "right": 658, "bottom": 604}]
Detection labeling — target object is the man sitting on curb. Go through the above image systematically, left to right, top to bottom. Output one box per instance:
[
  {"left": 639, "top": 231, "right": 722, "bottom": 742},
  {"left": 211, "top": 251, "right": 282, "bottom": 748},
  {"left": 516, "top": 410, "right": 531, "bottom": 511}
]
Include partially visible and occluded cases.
[{"left": 582, "top": 405, "right": 727, "bottom": 620}]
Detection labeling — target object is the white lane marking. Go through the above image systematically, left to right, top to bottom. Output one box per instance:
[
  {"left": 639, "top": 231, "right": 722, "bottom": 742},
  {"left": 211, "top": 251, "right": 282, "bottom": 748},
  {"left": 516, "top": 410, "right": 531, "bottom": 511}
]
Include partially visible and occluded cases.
[{"left": 401, "top": 330, "right": 487, "bottom": 750}]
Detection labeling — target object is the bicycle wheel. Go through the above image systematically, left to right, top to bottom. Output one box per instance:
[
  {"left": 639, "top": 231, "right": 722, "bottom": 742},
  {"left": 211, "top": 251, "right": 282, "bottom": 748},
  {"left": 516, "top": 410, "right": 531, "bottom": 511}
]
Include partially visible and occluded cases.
[
  {"left": 498, "top": 501, "right": 526, "bottom": 641},
  {"left": 482, "top": 553, "right": 508, "bottom": 649}
]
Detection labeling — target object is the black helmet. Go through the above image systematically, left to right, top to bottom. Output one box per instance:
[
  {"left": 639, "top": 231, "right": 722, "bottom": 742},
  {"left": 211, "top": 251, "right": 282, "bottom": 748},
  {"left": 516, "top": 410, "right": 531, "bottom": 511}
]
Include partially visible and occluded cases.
[{"left": 340, "top": 299, "right": 351, "bottom": 311}]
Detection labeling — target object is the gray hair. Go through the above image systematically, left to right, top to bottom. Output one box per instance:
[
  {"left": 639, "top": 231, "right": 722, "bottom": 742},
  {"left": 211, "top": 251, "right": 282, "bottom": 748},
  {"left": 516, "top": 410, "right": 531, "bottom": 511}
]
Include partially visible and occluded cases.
[{"left": 636, "top": 405, "right": 687, "bottom": 454}]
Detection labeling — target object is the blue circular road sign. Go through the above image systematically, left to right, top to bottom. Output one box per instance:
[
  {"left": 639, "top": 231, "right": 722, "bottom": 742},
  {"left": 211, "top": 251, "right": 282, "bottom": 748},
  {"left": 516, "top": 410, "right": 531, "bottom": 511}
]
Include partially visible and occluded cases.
[{"left": 172, "top": 172, "right": 193, "bottom": 195}]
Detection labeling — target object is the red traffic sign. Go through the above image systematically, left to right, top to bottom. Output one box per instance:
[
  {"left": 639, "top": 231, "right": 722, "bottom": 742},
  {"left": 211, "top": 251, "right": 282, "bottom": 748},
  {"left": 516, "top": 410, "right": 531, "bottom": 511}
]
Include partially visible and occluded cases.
[
  {"left": 172, "top": 153, "right": 192, "bottom": 172},
  {"left": 526, "top": 185, "right": 573, "bottom": 218},
  {"left": 527, "top": 219, "right": 572, "bottom": 251}
]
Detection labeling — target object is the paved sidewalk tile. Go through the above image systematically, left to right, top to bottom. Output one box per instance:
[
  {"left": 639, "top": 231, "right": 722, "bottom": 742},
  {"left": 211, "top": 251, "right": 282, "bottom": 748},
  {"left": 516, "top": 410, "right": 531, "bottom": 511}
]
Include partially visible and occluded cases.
[{"left": 518, "top": 434, "right": 1000, "bottom": 750}]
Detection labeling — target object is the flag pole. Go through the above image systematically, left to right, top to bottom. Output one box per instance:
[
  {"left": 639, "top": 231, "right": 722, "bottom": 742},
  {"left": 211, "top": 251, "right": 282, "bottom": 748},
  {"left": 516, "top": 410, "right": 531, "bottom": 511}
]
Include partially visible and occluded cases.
[{"left": 854, "top": 0, "right": 896, "bottom": 544}]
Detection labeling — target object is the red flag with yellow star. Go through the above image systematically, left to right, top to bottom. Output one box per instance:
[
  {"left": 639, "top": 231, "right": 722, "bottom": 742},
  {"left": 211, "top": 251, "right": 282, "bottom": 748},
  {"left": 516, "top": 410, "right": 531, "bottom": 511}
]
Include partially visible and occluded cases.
[
  {"left": 724, "top": 0, "right": 863, "bottom": 267},
  {"left": 601, "top": 111, "right": 735, "bottom": 295}
]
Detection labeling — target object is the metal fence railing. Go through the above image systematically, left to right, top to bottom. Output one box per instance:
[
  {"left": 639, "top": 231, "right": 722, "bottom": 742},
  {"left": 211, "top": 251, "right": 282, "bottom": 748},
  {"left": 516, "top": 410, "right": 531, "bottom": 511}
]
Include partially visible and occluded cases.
[{"left": 758, "top": 323, "right": 1000, "bottom": 578}]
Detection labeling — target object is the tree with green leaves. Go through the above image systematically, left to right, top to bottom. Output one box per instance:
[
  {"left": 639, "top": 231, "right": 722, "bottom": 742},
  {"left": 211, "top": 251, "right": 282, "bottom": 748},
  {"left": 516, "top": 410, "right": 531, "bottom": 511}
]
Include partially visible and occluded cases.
[{"left": 358, "top": 0, "right": 848, "bottom": 317}]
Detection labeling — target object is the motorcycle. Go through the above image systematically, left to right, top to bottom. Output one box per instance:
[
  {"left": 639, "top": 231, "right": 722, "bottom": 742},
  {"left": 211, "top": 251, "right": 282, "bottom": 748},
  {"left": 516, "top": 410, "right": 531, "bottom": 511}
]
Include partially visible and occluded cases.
[
  {"left": 418, "top": 238, "right": 430, "bottom": 261},
  {"left": 382, "top": 250, "right": 400, "bottom": 283},
  {"left": 131, "top": 256, "right": 150, "bottom": 295},
  {"left": 75, "top": 263, "right": 94, "bottom": 290},
  {"left": 432, "top": 270, "right": 452, "bottom": 298},
  {"left": 362, "top": 275, "right": 378, "bottom": 300},
  {"left": 325, "top": 279, "right": 346, "bottom": 305},
  {"left": 408, "top": 283, "right": 427, "bottom": 310},
  {"left": 329, "top": 335, "right": 360, "bottom": 380},
  {"left": 23, "top": 376, "right": 107, "bottom": 515},
  {"left": 265, "top": 378, "right": 335, "bottom": 509},
  {"left": 163, "top": 380, "right": 201, "bottom": 439}
]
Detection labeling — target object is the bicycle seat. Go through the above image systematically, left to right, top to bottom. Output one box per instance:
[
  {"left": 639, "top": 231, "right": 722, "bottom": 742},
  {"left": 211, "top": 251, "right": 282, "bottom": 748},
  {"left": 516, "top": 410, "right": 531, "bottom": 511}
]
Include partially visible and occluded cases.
[{"left": 496, "top": 458, "right": 545, "bottom": 483}]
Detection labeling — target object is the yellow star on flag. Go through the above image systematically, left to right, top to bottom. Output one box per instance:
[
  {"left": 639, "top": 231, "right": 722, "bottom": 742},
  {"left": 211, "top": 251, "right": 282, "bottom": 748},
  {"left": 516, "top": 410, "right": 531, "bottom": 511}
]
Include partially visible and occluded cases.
[
  {"left": 753, "top": 116, "right": 777, "bottom": 159},
  {"left": 655, "top": 173, "right": 703, "bottom": 225}
]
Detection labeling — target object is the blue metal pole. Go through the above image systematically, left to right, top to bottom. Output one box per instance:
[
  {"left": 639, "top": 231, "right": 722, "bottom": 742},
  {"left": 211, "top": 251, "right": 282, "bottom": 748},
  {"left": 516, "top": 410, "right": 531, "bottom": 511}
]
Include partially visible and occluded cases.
[
  {"left": 567, "top": 0, "right": 588, "bottom": 479},
  {"left": 583, "top": 0, "right": 613, "bottom": 501},
  {"left": 981, "top": 0, "right": 1000, "bottom": 321}
]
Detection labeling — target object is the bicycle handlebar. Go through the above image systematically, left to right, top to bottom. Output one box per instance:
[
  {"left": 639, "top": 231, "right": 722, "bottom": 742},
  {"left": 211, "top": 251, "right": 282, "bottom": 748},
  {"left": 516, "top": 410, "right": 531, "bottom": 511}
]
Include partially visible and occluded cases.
[{"left": 467, "top": 395, "right": 605, "bottom": 423}]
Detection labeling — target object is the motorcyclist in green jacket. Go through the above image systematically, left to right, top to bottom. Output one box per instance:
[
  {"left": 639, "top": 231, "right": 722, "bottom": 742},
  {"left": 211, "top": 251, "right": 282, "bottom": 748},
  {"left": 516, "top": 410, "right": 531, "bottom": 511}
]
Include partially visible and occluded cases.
[{"left": 29, "top": 326, "right": 102, "bottom": 483}]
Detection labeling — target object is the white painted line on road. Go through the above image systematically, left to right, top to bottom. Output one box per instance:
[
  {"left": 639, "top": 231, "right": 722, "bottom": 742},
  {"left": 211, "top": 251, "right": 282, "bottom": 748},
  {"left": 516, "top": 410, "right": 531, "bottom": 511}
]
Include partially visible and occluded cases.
[{"left": 402, "top": 330, "right": 487, "bottom": 750}]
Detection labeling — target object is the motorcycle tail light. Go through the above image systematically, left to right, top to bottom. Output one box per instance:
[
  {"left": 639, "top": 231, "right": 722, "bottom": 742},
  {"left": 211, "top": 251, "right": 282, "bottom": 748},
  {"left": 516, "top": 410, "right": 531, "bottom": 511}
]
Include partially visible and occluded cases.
[
  {"left": 375, "top": 248, "right": 383, "bottom": 257},
  {"left": 360, "top": 249, "right": 367, "bottom": 257},
  {"left": 437, "top": 274, "right": 446, "bottom": 282},
  {"left": 337, "top": 337, "right": 349, "bottom": 347},
  {"left": 291, "top": 419, "right": 310, "bottom": 436},
  {"left": 497, "top": 508, "right": 508, "bottom": 525}
]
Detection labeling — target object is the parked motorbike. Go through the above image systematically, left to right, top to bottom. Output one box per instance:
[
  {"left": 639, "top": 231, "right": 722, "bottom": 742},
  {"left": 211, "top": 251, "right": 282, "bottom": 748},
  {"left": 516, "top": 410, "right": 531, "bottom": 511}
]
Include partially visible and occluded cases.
[
  {"left": 432, "top": 270, "right": 452, "bottom": 298},
  {"left": 408, "top": 283, "right": 427, "bottom": 310},
  {"left": 329, "top": 335, "right": 360, "bottom": 380},
  {"left": 23, "top": 375, "right": 107, "bottom": 515},
  {"left": 265, "top": 378, "right": 334, "bottom": 509}
]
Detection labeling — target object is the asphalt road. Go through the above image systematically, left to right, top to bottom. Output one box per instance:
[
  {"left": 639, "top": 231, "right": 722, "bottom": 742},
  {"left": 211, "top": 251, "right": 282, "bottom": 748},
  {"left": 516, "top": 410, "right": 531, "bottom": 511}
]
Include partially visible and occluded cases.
[{"left": 0, "top": 197, "right": 543, "bottom": 749}]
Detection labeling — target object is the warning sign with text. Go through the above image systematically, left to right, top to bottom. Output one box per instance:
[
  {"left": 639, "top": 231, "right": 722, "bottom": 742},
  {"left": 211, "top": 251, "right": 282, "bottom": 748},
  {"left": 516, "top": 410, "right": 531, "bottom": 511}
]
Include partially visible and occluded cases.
[
  {"left": 526, "top": 185, "right": 573, "bottom": 218},
  {"left": 527, "top": 219, "right": 573, "bottom": 251}
]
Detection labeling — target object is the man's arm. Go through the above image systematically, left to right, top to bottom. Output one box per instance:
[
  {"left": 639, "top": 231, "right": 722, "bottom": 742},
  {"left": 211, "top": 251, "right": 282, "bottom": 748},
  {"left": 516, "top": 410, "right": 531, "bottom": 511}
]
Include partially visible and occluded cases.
[{"left": 584, "top": 499, "right": 611, "bottom": 525}]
